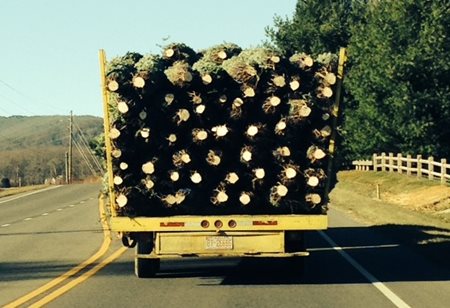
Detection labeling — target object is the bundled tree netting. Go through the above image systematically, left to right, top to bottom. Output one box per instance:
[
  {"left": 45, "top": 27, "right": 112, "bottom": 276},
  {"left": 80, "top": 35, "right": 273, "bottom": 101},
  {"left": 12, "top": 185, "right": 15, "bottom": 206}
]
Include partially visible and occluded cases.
[{"left": 104, "top": 42, "right": 340, "bottom": 217}]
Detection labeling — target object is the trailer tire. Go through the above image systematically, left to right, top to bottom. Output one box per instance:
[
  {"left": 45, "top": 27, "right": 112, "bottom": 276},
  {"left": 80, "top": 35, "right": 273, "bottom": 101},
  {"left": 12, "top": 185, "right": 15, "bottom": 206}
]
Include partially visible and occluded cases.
[
  {"left": 135, "top": 238, "right": 160, "bottom": 278},
  {"left": 135, "top": 257, "right": 160, "bottom": 278}
]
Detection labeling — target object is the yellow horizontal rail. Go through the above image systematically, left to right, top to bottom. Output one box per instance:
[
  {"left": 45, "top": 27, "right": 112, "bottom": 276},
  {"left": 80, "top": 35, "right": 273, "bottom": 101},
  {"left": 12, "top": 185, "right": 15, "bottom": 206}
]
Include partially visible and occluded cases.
[{"left": 110, "top": 214, "right": 327, "bottom": 232}]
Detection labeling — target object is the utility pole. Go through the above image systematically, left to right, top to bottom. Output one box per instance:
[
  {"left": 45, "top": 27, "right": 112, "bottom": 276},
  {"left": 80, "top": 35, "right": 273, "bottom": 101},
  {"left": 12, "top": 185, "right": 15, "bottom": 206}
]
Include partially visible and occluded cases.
[
  {"left": 68, "top": 111, "right": 73, "bottom": 184},
  {"left": 65, "top": 151, "right": 69, "bottom": 184},
  {"left": 16, "top": 166, "right": 21, "bottom": 187}
]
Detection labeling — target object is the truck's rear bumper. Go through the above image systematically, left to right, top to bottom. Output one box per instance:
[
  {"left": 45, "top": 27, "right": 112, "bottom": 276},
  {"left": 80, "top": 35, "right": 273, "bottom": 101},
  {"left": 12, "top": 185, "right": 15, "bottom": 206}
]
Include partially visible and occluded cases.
[
  {"left": 110, "top": 214, "right": 328, "bottom": 232},
  {"left": 139, "top": 231, "right": 309, "bottom": 259}
]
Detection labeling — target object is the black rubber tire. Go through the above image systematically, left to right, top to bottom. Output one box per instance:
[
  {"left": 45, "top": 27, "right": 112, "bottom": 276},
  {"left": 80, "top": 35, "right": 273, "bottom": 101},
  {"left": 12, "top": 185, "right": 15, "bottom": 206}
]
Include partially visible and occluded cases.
[
  {"left": 285, "top": 232, "right": 306, "bottom": 252},
  {"left": 134, "top": 239, "right": 160, "bottom": 278},
  {"left": 134, "top": 257, "right": 160, "bottom": 278}
]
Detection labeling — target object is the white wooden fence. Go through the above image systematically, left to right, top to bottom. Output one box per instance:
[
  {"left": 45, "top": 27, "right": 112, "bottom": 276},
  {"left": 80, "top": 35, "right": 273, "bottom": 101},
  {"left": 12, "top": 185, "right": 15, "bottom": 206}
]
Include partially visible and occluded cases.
[{"left": 352, "top": 153, "right": 450, "bottom": 184}]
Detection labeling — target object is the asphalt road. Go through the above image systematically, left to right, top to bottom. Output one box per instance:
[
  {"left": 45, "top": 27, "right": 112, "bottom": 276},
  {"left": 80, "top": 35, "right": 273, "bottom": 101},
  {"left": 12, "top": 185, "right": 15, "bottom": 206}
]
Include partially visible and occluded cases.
[
  {"left": 0, "top": 184, "right": 103, "bottom": 306},
  {"left": 2, "top": 185, "right": 450, "bottom": 307}
]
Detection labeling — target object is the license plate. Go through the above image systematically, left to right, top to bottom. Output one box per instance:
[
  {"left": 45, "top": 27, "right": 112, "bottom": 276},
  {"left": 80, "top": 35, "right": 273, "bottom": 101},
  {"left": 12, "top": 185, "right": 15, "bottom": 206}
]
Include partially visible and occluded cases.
[{"left": 206, "top": 236, "right": 233, "bottom": 250}]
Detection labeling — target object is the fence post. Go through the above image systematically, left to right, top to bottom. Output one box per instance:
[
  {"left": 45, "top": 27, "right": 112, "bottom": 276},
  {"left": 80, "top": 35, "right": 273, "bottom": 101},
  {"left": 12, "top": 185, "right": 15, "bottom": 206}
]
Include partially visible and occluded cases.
[
  {"left": 381, "top": 152, "right": 386, "bottom": 172},
  {"left": 389, "top": 153, "right": 394, "bottom": 172},
  {"left": 397, "top": 153, "right": 402, "bottom": 174},
  {"left": 372, "top": 154, "right": 377, "bottom": 171},
  {"left": 406, "top": 154, "right": 412, "bottom": 176},
  {"left": 417, "top": 155, "right": 422, "bottom": 178},
  {"left": 428, "top": 156, "right": 434, "bottom": 180},
  {"left": 441, "top": 158, "right": 446, "bottom": 184}
]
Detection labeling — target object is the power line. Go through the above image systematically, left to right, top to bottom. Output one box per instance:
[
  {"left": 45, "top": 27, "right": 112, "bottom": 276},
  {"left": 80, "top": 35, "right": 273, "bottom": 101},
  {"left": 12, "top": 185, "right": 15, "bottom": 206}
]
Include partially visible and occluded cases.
[
  {"left": 0, "top": 78, "right": 67, "bottom": 114},
  {"left": 0, "top": 79, "right": 24, "bottom": 96},
  {"left": 0, "top": 93, "right": 37, "bottom": 115},
  {"left": 0, "top": 103, "right": 11, "bottom": 115},
  {"left": 70, "top": 114, "right": 103, "bottom": 177},
  {"left": 73, "top": 120, "right": 103, "bottom": 173},
  {"left": 73, "top": 137, "right": 98, "bottom": 177}
]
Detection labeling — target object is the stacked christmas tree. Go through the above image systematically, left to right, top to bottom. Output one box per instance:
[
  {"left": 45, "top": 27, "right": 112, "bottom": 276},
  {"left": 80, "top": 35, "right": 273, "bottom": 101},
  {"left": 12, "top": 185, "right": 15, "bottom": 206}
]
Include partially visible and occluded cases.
[{"left": 105, "top": 43, "right": 340, "bottom": 217}]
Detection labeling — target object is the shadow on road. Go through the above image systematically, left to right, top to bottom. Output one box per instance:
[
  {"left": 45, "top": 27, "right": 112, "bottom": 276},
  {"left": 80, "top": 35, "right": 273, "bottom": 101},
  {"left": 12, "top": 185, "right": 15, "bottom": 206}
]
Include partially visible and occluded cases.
[
  {"left": 2, "top": 224, "right": 449, "bottom": 286},
  {"left": 153, "top": 224, "right": 450, "bottom": 285},
  {"left": 0, "top": 229, "right": 103, "bottom": 237},
  {"left": 0, "top": 261, "right": 79, "bottom": 282}
]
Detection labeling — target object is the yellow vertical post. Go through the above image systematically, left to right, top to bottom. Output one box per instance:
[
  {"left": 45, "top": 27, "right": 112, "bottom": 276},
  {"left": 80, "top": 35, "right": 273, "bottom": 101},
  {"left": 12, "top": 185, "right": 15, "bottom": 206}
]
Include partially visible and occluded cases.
[
  {"left": 324, "top": 47, "right": 347, "bottom": 200},
  {"left": 98, "top": 49, "right": 117, "bottom": 216}
]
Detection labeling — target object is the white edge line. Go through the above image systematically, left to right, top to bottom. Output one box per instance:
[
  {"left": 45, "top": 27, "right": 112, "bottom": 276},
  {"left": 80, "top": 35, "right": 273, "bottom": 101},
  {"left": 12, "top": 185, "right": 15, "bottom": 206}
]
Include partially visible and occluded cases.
[
  {"left": 0, "top": 185, "right": 62, "bottom": 204},
  {"left": 318, "top": 231, "right": 411, "bottom": 308},
  {"left": 309, "top": 244, "right": 400, "bottom": 252}
]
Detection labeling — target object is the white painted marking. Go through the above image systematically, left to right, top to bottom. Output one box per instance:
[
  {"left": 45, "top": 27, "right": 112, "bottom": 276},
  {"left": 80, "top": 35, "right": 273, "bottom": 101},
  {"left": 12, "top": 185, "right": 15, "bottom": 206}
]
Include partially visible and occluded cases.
[
  {"left": 0, "top": 185, "right": 62, "bottom": 204},
  {"left": 89, "top": 197, "right": 94, "bottom": 200},
  {"left": 80, "top": 201, "right": 86, "bottom": 204},
  {"left": 69, "top": 204, "right": 75, "bottom": 207},
  {"left": 57, "top": 208, "right": 63, "bottom": 211},
  {"left": 42, "top": 213, "right": 49, "bottom": 216},
  {"left": 24, "top": 218, "right": 32, "bottom": 221},
  {"left": 1, "top": 224, "right": 11, "bottom": 227},
  {"left": 319, "top": 231, "right": 411, "bottom": 308},
  {"left": 309, "top": 244, "right": 400, "bottom": 252}
]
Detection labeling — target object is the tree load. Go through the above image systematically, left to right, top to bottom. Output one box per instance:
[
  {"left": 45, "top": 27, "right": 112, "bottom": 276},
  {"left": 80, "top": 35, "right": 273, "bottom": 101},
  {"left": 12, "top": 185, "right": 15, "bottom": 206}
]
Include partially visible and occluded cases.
[{"left": 104, "top": 42, "right": 342, "bottom": 217}]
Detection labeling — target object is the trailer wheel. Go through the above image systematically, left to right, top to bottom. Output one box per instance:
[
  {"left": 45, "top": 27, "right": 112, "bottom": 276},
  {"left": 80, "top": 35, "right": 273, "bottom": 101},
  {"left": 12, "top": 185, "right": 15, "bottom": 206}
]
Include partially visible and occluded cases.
[
  {"left": 285, "top": 231, "right": 306, "bottom": 252},
  {"left": 285, "top": 232, "right": 307, "bottom": 277},
  {"left": 135, "top": 238, "right": 160, "bottom": 278},
  {"left": 135, "top": 257, "right": 160, "bottom": 278}
]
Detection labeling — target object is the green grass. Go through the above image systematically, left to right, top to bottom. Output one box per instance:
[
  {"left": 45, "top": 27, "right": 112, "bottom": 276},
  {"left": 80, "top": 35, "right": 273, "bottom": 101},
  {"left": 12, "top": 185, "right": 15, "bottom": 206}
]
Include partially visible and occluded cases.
[
  {"left": 337, "top": 170, "right": 442, "bottom": 199},
  {"left": 331, "top": 171, "right": 450, "bottom": 230}
]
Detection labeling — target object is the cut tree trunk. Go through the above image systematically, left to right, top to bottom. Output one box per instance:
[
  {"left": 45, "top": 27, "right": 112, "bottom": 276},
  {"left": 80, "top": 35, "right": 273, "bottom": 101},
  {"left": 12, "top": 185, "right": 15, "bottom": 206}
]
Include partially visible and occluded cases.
[
  {"left": 272, "top": 75, "right": 286, "bottom": 88},
  {"left": 132, "top": 76, "right": 146, "bottom": 88},
  {"left": 289, "top": 78, "right": 300, "bottom": 91},
  {"left": 107, "top": 80, "right": 119, "bottom": 92},
  {"left": 173, "top": 150, "right": 191, "bottom": 167},
  {"left": 206, "top": 150, "right": 222, "bottom": 166},
  {"left": 142, "top": 161, "right": 156, "bottom": 175},
  {"left": 190, "top": 171, "right": 202, "bottom": 184},
  {"left": 211, "top": 189, "right": 229, "bottom": 205},
  {"left": 239, "top": 192, "right": 252, "bottom": 205},
  {"left": 305, "top": 193, "right": 321, "bottom": 205}
]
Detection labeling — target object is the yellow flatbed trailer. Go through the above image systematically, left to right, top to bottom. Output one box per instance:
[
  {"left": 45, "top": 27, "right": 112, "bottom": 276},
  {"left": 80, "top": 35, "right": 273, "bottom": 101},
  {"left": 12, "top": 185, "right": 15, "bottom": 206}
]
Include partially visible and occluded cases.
[
  {"left": 99, "top": 48, "right": 345, "bottom": 278},
  {"left": 109, "top": 214, "right": 326, "bottom": 277},
  {"left": 110, "top": 214, "right": 327, "bottom": 257}
]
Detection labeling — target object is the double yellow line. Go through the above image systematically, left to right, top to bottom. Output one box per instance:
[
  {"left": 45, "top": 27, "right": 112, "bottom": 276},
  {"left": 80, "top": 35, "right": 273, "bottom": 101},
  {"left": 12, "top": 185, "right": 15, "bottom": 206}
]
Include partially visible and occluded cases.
[{"left": 5, "top": 196, "right": 127, "bottom": 308}]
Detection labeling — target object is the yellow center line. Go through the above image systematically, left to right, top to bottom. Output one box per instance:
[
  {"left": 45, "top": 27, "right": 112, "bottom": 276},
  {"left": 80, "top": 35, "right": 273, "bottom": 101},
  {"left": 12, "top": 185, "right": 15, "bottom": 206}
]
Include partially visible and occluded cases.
[
  {"left": 4, "top": 195, "right": 113, "bottom": 308},
  {"left": 29, "top": 246, "right": 128, "bottom": 308}
]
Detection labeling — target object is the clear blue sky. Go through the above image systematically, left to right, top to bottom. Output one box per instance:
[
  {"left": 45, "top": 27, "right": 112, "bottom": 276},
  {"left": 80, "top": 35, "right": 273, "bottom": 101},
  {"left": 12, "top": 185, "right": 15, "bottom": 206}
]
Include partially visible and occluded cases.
[{"left": 0, "top": 0, "right": 297, "bottom": 117}]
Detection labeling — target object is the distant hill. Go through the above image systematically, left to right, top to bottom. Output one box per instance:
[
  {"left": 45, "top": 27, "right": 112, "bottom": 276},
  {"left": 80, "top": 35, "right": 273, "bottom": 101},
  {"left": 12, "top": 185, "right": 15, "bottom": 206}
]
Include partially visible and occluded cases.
[
  {"left": 0, "top": 115, "right": 103, "bottom": 185},
  {"left": 0, "top": 115, "right": 102, "bottom": 150}
]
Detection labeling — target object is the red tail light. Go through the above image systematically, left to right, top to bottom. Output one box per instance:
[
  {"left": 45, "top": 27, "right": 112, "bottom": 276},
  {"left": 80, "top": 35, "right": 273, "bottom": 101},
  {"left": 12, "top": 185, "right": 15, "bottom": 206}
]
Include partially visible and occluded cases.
[{"left": 214, "top": 220, "right": 223, "bottom": 229}]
